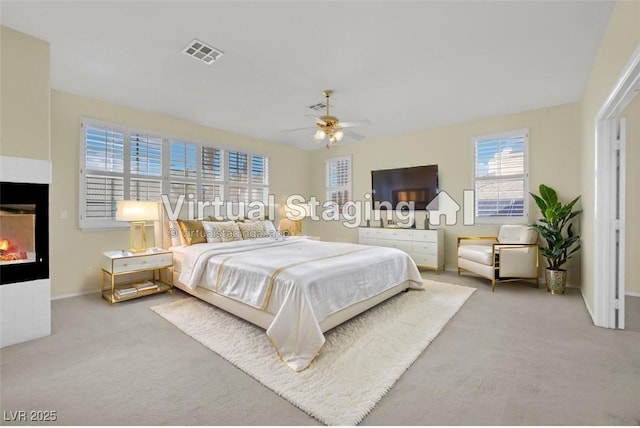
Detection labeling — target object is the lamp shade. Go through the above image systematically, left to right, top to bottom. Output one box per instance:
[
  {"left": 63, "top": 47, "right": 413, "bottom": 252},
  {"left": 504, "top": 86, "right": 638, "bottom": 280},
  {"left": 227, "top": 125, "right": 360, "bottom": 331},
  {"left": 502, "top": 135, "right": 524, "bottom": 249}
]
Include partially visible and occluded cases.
[
  {"left": 116, "top": 200, "right": 159, "bottom": 222},
  {"left": 284, "top": 202, "right": 312, "bottom": 220}
]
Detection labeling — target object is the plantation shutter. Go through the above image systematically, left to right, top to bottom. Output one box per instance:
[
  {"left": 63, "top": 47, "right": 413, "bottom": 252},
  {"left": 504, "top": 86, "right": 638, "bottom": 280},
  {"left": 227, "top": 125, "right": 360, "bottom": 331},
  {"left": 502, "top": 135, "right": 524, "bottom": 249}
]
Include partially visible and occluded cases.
[
  {"left": 79, "top": 118, "right": 270, "bottom": 229},
  {"left": 81, "top": 123, "right": 125, "bottom": 227},
  {"left": 129, "top": 133, "right": 163, "bottom": 201},
  {"left": 170, "top": 140, "right": 198, "bottom": 201},
  {"left": 201, "top": 146, "right": 225, "bottom": 201},
  {"left": 228, "top": 151, "right": 249, "bottom": 203},
  {"left": 250, "top": 155, "right": 269, "bottom": 203},
  {"left": 325, "top": 155, "right": 352, "bottom": 213}
]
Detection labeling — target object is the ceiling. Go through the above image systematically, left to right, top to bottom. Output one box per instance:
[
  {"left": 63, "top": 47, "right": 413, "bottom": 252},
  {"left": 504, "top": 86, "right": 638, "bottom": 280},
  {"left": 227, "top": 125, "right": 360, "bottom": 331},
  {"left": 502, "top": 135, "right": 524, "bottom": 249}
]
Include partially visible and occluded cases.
[{"left": 1, "top": 1, "right": 614, "bottom": 150}]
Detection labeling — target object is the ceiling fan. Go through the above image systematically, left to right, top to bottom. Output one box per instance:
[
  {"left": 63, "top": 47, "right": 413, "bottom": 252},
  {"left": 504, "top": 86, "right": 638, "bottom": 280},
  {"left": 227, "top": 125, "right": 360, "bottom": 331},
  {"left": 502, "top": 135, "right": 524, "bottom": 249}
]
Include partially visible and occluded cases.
[{"left": 282, "top": 90, "right": 371, "bottom": 148}]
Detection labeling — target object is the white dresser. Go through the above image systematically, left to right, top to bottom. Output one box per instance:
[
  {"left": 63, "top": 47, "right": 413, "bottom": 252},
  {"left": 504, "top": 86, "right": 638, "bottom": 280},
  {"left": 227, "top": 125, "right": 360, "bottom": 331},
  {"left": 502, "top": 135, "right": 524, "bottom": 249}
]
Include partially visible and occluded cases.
[{"left": 358, "top": 227, "right": 445, "bottom": 272}]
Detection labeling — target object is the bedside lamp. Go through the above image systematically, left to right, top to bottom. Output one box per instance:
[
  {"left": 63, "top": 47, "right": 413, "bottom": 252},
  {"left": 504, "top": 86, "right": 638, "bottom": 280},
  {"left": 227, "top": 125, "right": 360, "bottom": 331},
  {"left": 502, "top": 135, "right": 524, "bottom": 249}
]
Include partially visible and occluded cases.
[
  {"left": 116, "top": 200, "right": 159, "bottom": 252},
  {"left": 278, "top": 203, "right": 311, "bottom": 236}
]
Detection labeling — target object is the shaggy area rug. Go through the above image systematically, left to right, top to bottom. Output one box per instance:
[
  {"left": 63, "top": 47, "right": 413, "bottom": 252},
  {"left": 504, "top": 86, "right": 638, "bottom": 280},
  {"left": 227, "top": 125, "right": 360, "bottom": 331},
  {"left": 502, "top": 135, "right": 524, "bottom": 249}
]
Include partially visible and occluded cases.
[{"left": 151, "top": 279, "right": 475, "bottom": 425}]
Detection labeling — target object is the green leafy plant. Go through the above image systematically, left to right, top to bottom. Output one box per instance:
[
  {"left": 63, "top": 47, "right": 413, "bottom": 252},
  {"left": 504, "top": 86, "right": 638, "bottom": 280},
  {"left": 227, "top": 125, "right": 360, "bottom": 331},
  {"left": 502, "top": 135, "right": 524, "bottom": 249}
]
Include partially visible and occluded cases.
[{"left": 530, "top": 184, "right": 582, "bottom": 270}]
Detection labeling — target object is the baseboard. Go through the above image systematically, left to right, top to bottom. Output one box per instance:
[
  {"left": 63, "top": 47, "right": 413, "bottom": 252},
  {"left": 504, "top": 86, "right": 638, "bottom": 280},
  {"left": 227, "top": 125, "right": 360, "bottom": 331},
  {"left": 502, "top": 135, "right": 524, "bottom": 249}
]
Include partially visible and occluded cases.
[
  {"left": 580, "top": 288, "right": 596, "bottom": 324},
  {"left": 51, "top": 289, "right": 100, "bottom": 301},
  {"left": 626, "top": 291, "right": 640, "bottom": 298}
]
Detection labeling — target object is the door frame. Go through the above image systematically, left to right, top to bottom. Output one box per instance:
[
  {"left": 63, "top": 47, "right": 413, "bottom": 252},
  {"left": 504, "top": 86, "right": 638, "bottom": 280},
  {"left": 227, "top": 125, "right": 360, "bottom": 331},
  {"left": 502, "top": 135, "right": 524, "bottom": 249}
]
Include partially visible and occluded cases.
[{"left": 593, "top": 44, "right": 640, "bottom": 328}]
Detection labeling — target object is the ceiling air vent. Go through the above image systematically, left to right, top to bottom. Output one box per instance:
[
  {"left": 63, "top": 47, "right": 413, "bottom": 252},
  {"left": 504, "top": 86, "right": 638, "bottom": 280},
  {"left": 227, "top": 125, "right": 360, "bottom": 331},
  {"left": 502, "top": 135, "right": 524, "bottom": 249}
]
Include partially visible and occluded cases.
[{"left": 183, "top": 39, "right": 224, "bottom": 65}]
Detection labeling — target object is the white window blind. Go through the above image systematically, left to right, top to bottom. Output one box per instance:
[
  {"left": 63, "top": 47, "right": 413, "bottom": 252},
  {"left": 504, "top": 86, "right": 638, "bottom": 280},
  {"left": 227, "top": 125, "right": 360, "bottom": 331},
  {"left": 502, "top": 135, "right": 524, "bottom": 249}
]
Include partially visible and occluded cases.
[
  {"left": 79, "top": 117, "right": 270, "bottom": 230},
  {"left": 81, "top": 123, "right": 125, "bottom": 228},
  {"left": 473, "top": 129, "right": 528, "bottom": 223},
  {"left": 130, "top": 133, "right": 162, "bottom": 201},
  {"left": 170, "top": 141, "right": 198, "bottom": 201},
  {"left": 201, "top": 146, "right": 224, "bottom": 201},
  {"left": 250, "top": 155, "right": 269, "bottom": 203},
  {"left": 325, "top": 155, "right": 352, "bottom": 213}
]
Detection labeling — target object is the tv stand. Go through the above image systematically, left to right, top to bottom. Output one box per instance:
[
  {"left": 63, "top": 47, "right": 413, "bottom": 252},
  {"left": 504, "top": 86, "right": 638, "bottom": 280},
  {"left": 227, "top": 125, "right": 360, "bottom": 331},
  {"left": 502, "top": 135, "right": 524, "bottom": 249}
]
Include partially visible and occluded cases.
[{"left": 358, "top": 227, "right": 444, "bottom": 272}]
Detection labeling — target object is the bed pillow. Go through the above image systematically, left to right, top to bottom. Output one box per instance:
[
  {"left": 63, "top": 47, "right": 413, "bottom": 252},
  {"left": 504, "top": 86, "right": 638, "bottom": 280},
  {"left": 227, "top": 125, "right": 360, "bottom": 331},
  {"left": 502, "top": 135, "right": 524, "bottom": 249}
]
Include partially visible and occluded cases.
[
  {"left": 169, "top": 220, "right": 185, "bottom": 246},
  {"left": 177, "top": 220, "right": 207, "bottom": 245},
  {"left": 238, "top": 220, "right": 266, "bottom": 240},
  {"left": 262, "top": 220, "right": 277, "bottom": 237},
  {"left": 201, "top": 221, "right": 222, "bottom": 243},
  {"left": 215, "top": 221, "right": 243, "bottom": 242}
]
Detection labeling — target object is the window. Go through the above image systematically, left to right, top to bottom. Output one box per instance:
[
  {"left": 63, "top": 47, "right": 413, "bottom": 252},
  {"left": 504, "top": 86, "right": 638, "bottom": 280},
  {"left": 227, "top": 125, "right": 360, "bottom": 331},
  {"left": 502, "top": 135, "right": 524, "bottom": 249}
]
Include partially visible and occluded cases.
[
  {"left": 79, "top": 118, "right": 269, "bottom": 229},
  {"left": 81, "top": 122, "right": 125, "bottom": 228},
  {"left": 473, "top": 129, "right": 528, "bottom": 224},
  {"left": 130, "top": 133, "right": 163, "bottom": 201},
  {"left": 169, "top": 140, "right": 198, "bottom": 201},
  {"left": 325, "top": 155, "right": 352, "bottom": 214}
]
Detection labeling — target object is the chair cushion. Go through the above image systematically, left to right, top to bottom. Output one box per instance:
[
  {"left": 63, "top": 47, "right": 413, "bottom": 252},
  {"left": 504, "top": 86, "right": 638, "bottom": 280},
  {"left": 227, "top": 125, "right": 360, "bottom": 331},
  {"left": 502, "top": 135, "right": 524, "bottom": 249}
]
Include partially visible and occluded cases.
[
  {"left": 498, "top": 225, "right": 537, "bottom": 244},
  {"left": 458, "top": 244, "right": 494, "bottom": 265}
]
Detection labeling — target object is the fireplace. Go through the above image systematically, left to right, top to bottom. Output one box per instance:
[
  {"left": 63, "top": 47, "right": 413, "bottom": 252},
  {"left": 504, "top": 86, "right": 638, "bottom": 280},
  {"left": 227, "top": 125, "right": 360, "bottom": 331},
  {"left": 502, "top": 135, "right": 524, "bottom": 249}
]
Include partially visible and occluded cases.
[
  {"left": 0, "top": 156, "right": 51, "bottom": 349},
  {"left": 0, "top": 182, "right": 49, "bottom": 285}
]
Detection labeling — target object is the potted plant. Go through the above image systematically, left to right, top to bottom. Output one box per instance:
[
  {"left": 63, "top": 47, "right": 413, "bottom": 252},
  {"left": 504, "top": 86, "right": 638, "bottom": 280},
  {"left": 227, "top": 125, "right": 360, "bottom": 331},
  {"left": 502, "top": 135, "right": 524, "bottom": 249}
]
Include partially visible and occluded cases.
[{"left": 529, "top": 184, "right": 582, "bottom": 294}]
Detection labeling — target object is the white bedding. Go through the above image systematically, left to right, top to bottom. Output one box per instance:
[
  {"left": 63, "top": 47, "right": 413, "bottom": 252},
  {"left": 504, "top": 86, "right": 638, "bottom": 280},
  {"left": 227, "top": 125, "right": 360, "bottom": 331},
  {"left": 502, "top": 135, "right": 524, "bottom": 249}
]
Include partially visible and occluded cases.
[
  {"left": 178, "top": 236, "right": 423, "bottom": 370},
  {"left": 169, "top": 245, "right": 187, "bottom": 272}
]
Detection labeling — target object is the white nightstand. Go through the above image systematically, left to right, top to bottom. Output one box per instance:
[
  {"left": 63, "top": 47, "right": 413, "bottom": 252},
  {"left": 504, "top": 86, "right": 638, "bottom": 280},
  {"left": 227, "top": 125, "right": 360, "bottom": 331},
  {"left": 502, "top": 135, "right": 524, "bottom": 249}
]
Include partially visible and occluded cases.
[{"left": 101, "top": 249, "right": 173, "bottom": 304}]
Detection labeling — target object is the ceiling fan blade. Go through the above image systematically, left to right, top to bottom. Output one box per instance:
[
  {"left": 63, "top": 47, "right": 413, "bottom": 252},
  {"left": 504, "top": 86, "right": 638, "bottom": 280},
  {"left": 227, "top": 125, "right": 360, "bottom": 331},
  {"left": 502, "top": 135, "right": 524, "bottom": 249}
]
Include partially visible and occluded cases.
[
  {"left": 304, "top": 114, "right": 327, "bottom": 126},
  {"left": 339, "top": 119, "right": 372, "bottom": 128},
  {"left": 281, "top": 126, "right": 315, "bottom": 133},
  {"left": 344, "top": 129, "right": 365, "bottom": 141}
]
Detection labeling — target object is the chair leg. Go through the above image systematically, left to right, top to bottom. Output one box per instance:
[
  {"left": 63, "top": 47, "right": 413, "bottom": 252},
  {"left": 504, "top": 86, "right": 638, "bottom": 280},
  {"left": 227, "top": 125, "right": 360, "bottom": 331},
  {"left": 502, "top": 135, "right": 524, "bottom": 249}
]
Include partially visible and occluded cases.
[
  {"left": 457, "top": 267, "right": 461, "bottom": 276},
  {"left": 491, "top": 279, "right": 496, "bottom": 292}
]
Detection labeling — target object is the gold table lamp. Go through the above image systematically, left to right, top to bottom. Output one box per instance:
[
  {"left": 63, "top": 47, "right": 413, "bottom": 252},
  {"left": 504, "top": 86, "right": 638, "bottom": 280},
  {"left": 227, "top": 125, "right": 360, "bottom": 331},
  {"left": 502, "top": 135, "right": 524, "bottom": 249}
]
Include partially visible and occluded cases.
[
  {"left": 116, "top": 200, "right": 159, "bottom": 252},
  {"left": 278, "top": 203, "right": 311, "bottom": 236}
]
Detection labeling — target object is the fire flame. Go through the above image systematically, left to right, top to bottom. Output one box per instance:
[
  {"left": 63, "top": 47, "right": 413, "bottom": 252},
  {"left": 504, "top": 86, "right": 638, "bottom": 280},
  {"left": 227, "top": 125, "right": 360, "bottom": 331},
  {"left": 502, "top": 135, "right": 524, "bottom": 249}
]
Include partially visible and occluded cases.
[{"left": 0, "top": 239, "right": 26, "bottom": 261}]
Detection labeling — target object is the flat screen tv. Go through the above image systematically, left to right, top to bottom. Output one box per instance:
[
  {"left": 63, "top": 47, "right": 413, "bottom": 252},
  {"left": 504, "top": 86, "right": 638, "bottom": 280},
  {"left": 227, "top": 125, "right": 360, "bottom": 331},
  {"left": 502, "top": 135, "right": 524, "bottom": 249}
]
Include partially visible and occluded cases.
[{"left": 371, "top": 164, "right": 439, "bottom": 210}]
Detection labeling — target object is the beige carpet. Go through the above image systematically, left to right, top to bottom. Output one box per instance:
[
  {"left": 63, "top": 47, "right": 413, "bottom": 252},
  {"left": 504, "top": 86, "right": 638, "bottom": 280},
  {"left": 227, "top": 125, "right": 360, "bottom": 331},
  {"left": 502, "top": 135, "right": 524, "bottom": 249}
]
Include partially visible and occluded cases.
[{"left": 151, "top": 280, "right": 475, "bottom": 425}]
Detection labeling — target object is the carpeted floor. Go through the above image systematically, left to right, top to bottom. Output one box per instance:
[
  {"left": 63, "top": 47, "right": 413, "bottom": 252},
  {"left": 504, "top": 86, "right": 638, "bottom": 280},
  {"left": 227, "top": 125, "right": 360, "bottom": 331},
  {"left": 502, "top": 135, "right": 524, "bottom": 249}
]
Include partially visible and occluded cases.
[
  {"left": 1, "top": 271, "right": 639, "bottom": 425},
  {"left": 150, "top": 281, "right": 474, "bottom": 425}
]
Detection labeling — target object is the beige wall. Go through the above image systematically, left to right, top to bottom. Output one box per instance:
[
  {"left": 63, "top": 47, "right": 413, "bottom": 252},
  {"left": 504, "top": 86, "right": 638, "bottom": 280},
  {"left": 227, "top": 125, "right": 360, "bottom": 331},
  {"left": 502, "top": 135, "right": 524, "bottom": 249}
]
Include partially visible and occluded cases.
[
  {"left": 579, "top": 1, "right": 640, "bottom": 310},
  {"left": 0, "top": 26, "right": 50, "bottom": 160},
  {"left": 50, "top": 90, "right": 311, "bottom": 297},
  {"left": 622, "top": 95, "right": 640, "bottom": 294},
  {"left": 307, "top": 103, "right": 582, "bottom": 284}
]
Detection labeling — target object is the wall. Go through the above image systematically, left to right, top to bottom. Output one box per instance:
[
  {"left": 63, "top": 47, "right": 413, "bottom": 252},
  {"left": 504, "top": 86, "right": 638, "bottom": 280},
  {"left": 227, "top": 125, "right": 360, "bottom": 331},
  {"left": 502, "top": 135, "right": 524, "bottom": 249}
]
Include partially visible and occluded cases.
[
  {"left": 579, "top": 1, "right": 640, "bottom": 311},
  {"left": 0, "top": 26, "right": 50, "bottom": 160},
  {"left": 50, "top": 90, "right": 311, "bottom": 297},
  {"left": 622, "top": 95, "right": 640, "bottom": 295},
  {"left": 307, "top": 102, "right": 582, "bottom": 284}
]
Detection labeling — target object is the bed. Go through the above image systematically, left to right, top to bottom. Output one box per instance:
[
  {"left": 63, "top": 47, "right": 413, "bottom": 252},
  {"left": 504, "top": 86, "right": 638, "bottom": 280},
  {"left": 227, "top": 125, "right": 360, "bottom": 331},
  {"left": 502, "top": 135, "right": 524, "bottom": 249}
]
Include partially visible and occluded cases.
[{"left": 157, "top": 215, "right": 423, "bottom": 371}]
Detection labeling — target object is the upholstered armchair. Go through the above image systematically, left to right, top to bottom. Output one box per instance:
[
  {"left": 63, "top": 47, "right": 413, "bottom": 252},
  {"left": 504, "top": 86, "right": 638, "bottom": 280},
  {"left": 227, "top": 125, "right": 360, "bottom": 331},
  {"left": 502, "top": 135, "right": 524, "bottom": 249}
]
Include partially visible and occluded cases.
[{"left": 457, "top": 225, "right": 539, "bottom": 291}]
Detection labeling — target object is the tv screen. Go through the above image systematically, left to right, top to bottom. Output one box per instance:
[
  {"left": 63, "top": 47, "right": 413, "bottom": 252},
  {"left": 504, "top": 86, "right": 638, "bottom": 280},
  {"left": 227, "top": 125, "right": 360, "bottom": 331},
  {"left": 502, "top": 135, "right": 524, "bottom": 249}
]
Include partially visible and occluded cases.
[{"left": 371, "top": 164, "right": 439, "bottom": 210}]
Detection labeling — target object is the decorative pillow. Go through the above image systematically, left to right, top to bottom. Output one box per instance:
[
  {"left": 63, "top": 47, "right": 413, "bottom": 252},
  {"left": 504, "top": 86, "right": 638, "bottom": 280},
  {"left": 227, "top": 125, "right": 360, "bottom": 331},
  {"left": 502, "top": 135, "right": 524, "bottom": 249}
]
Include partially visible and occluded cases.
[
  {"left": 169, "top": 220, "right": 185, "bottom": 247},
  {"left": 177, "top": 220, "right": 207, "bottom": 245},
  {"left": 262, "top": 220, "right": 277, "bottom": 237},
  {"left": 201, "top": 221, "right": 222, "bottom": 243},
  {"left": 238, "top": 221, "right": 266, "bottom": 240},
  {"left": 214, "top": 222, "right": 243, "bottom": 242}
]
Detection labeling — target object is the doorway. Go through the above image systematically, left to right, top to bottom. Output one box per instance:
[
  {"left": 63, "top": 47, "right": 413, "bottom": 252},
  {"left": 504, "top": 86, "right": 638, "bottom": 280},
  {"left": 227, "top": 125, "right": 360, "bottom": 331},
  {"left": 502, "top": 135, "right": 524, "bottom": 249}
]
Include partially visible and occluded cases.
[
  {"left": 594, "top": 44, "right": 640, "bottom": 329},
  {"left": 621, "top": 94, "right": 640, "bottom": 331}
]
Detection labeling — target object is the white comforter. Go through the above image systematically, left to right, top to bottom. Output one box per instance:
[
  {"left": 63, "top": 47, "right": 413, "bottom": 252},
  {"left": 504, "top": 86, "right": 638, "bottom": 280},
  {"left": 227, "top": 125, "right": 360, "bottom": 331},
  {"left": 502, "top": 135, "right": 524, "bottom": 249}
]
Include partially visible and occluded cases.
[{"left": 178, "top": 236, "right": 423, "bottom": 371}]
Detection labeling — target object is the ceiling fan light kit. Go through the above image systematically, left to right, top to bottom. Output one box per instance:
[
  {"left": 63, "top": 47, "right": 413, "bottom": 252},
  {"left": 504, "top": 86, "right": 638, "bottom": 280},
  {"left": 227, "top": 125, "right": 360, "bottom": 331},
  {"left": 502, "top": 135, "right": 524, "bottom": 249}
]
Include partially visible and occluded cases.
[{"left": 281, "top": 89, "right": 371, "bottom": 148}]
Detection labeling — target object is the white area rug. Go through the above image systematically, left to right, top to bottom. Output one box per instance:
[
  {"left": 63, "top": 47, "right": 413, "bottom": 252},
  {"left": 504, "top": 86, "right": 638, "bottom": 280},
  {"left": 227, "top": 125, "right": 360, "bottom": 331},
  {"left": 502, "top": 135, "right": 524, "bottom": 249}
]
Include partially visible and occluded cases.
[{"left": 151, "top": 280, "right": 475, "bottom": 425}]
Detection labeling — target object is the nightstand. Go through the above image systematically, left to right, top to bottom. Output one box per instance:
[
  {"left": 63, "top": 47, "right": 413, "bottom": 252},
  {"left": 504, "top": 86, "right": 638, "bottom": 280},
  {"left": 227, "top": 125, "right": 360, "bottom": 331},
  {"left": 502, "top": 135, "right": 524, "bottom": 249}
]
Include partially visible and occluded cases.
[{"left": 101, "top": 249, "right": 173, "bottom": 304}]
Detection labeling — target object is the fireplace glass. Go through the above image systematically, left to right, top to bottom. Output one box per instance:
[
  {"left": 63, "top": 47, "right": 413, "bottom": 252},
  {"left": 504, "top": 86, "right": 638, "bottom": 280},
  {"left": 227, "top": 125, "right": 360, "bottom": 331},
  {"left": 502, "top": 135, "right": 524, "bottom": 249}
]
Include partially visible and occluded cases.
[
  {"left": 0, "top": 182, "right": 48, "bottom": 285},
  {"left": 0, "top": 204, "right": 36, "bottom": 265}
]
